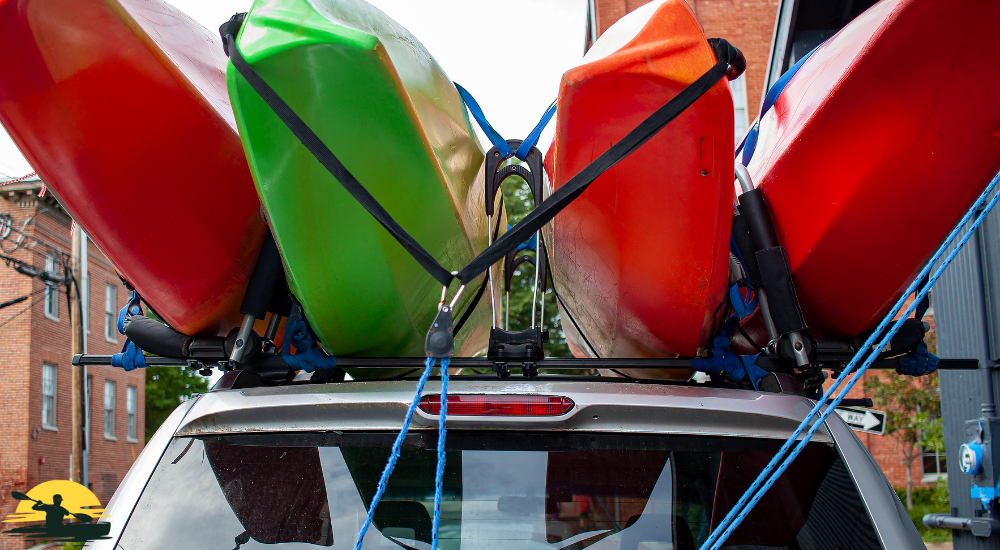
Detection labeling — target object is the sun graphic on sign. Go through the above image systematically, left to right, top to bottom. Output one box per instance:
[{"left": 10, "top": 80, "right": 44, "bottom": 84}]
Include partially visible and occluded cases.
[{"left": 4, "top": 480, "right": 107, "bottom": 523}]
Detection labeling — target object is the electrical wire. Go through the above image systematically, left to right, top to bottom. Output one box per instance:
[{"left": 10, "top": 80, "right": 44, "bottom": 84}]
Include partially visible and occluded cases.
[
  {"left": 0, "top": 210, "right": 70, "bottom": 256},
  {"left": 0, "top": 291, "right": 49, "bottom": 330}
]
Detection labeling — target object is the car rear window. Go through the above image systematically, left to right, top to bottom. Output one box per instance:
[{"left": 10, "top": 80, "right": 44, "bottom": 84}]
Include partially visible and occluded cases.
[{"left": 116, "top": 432, "right": 881, "bottom": 550}]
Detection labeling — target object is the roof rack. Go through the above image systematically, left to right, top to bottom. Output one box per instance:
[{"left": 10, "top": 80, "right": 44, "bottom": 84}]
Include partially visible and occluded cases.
[{"left": 73, "top": 352, "right": 977, "bottom": 378}]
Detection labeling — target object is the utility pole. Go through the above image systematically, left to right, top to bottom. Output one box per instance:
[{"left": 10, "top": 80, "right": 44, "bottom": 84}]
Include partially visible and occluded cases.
[{"left": 70, "top": 223, "right": 84, "bottom": 484}]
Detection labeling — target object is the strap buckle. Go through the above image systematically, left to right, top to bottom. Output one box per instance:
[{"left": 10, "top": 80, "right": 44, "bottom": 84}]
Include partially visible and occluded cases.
[{"left": 426, "top": 276, "right": 464, "bottom": 358}]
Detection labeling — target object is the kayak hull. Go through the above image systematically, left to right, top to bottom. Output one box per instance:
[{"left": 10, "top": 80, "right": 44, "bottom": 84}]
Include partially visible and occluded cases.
[
  {"left": 0, "top": 0, "right": 265, "bottom": 336},
  {"left": 229, "top": 0, "right": 492, "bottom": 360},
  {"left": 545, "top": 0, "right": 734, "bottom": 369},
  {"left": 744, "top": 0, "right": 1000, "bottom": 339}
]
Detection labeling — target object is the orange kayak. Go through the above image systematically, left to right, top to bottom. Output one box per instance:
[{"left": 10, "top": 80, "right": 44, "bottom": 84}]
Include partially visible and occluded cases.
[
  {"left": 0, "top": 0, "right": 265, "bottom": 336},
  {"left": 544, "top": 0, "right": 734, "bottom": 370}
]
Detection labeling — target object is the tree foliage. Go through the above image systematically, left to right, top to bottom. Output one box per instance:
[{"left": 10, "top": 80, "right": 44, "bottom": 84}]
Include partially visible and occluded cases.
[
  {"left": 499, "top": 173, "right": 571, "bottom": 358},
  {"left": 145, "top": 367, "right": 209, "bottom": 442},
  {"left": 864, "top": 371, "right": 943, "bottom": 510}
]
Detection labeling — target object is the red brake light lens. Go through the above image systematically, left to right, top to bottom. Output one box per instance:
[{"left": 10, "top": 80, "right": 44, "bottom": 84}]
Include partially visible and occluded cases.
[{"left": 418, "top": 395, "right": 575, "bottom": 416}]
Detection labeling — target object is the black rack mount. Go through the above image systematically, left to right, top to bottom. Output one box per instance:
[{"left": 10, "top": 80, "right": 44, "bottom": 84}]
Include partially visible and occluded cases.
[{"left": 73, "top": 353, "right": 979, "bottom": 373}]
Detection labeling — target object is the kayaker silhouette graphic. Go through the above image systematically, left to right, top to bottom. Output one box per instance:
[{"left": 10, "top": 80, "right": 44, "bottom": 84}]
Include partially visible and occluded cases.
[
  {"left": 3, "top": 480, "right": 111, "bottom": 543},
  {"left": 32, "top": 494, "right": 72, "bottom": 528}
]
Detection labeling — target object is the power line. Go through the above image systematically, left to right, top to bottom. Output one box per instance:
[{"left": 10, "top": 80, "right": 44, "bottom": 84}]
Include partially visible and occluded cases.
[
  {"left": 0, "top": 209, "right": 73, "bottom": 256},
  {"left": 0, "top": 252, "right": 66, "bottom": 284},
  {"left": 0, "top": 286, "right": 47, "bottom": 310},
  {"left": 0, "top": 291, "right": 48, "bottom": 330},
  {"left": 0, "top": 296, "right": 27, "bottom": 309}
]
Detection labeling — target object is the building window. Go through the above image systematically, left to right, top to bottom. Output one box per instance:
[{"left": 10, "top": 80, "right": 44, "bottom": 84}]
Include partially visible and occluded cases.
[
  {"left": 730, "top": 74, "right": 750, "bottom": 146},
  {"left": 43, "top": 255, "right": 59, "bottom": 321},
  {"left": 105, "top": 284, "right": 118, "bottom": 342},
  {"left": 42, "top": 363, "right": 57, "bottom": 429},
  {"left": 104, "top": 380, "right": 116, "bottom": 439},
  {"left": 126, "top": 386, "right": 137, "bottom": 441},
  {"left": 922, "top": 448, "right": 947, "bottom": 482}
]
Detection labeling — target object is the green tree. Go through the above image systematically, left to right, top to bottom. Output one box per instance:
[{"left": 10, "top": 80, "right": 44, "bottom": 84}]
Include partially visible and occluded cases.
[
  {"left": 499, "top": 172, "right": 571, "bottom": 358},
  {"left": 145, "top": 367, "right": 208, "bottom": 442},
  {"left": 864, "top": 371, "right": 943, "bottom": 510}
]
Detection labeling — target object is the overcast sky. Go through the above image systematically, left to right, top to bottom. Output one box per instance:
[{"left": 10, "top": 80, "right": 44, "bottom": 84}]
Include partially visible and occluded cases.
[{"left": 0, "top": 0, "right": 587, "bottom": 178}]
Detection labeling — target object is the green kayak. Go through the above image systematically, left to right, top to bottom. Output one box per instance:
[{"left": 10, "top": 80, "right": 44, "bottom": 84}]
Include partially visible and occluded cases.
[{"left": 227, "top": 0, "right": 493, "bottom": 362}]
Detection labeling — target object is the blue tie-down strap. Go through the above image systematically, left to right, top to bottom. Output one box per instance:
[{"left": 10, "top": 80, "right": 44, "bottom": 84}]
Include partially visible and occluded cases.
[
  {"left": 455, "top": 82, "right": 556, "bottom": 161},
  {"left": 455, "top": 83, "right": 514, "bottom": 158},
  {"left": 514, "top": 99, "right": 558, "bottom": 161},
  {"left": 507, "top": 224, "right": 538, "bottom": 251},
  {"left": 729, "top": 284, "right": 758, "bottom": 320},
  {"left": 111, "top": 290, "right": 147, "bottom": 371},
  {"left": 281, "top": 304, "right": 337, "bottom": 372},
  {"left": 692, "top": 335, "right": 767, "bottom": 389},
  {"left": 898, "top": 342, "right": 940, "bottom": 376}
]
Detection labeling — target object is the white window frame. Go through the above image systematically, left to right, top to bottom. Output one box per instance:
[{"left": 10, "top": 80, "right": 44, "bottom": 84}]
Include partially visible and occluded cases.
[
  {"left": 730, "top": 74, "right": 751, "bottom": 146},
  {"left": 43, "top": 255, "right": 59, "bottom": 321},
  {"left": 105, "top": 284, "right": 118, "bottom": 343},
  {"left": 42, "top": 363, "right": 57, "bottom": 430},
  {"left": 104, "top": 380, "right": 116, "bottom": 440},
  {"left": 126, "top": 385, "right": 137, "bottom": 442},
  {"left": 921, "top": 447, "right": 948, "bottom": 483}
]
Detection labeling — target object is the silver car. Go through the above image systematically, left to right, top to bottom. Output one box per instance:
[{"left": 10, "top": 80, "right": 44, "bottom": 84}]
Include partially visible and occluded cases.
[{"left": 89, "top": 373, "right": 923, "bottom": 550}]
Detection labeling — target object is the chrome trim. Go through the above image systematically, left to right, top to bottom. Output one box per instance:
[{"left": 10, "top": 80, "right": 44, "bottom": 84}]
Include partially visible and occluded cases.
[
  {"left": 735, "top": 162, "right": 755, "bottom": 194},
  {"left": 174, "top": 380, "right": 831, "bottom": 443}
]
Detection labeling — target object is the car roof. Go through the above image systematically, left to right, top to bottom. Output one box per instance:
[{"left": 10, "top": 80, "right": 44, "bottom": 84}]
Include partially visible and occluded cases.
[{"left": 174, "top": 377, "right": 831, "bottom": 443}]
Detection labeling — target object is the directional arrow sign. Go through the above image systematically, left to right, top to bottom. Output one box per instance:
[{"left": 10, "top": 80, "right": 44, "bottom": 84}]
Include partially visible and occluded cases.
[{"left": 835, "top": 407, "right": 886, "bottom": 435}]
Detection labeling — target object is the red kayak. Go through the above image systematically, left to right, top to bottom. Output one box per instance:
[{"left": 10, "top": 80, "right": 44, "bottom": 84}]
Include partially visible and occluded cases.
[
  {"left": 0, "top": 0, "right": 265, "bottom": 336},
  {"left": 544, "top": 0, "right": 734, "bottom": 369},
  {"left": 742, "top": 0, "right": 1000, "bottom": 340}
]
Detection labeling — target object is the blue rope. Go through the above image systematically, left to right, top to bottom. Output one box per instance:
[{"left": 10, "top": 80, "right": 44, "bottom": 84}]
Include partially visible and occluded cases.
[
  {"left": 455, "top": 83, "right": 556, "bottom": 161},
  {"left": 702, "top": 170, "right": 1000, "bottom": 549},
  {"left": 111, "top": 290, "right": 147, "bottom": 371},
  {"left": 281, "top": 303, "right": 336, "bottom": 372},
  {"left": 353, "top": 356, "right": 450, "bottom": 550},
  {"left": 431, "top": 358, "right": 450, "bottom": 550}
]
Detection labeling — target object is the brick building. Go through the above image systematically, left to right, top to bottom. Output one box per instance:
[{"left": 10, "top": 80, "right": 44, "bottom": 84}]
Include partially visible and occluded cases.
[
  {"left": 587, "top": 0, "right": 945, "bottom": 492},
  {"left": 0, "top": 176, "right": 143, "bottom": 548}
]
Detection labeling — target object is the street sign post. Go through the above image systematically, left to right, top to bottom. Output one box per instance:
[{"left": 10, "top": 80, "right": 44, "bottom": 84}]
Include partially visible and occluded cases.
[{"left": 835, "top": 407, "right": 887, "bottom": 435}]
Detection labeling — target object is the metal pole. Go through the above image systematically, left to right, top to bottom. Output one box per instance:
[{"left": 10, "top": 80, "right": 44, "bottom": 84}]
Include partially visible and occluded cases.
[
  {"left": 488, "top": 214, "right": 497, "bottom": 328},
  {"left": 70, "top": 223, "right": 84, "bottom": 484},
  {"left": 81, "top": 230, "right": 89, "bottom": 487}
]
